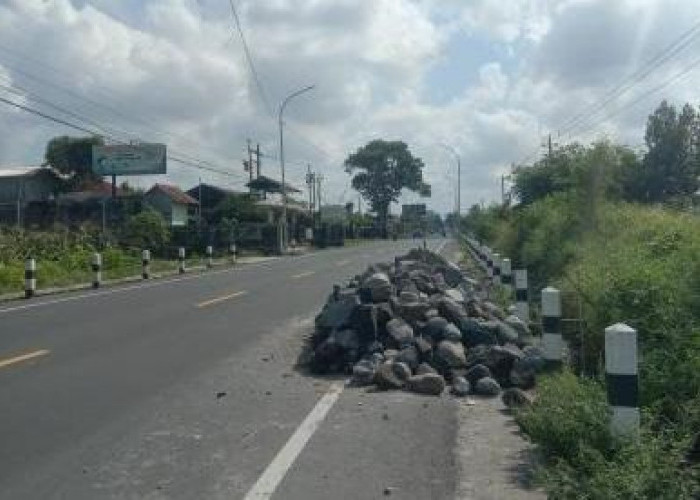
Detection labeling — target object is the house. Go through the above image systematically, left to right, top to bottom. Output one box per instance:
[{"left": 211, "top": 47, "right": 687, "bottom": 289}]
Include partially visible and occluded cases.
[
  {"left": 0, "top": 167, "right": 62, "bottom": 205},
  {"left": 144, "top": 183, "right": 198, "bottom": 227},
  {"left": 185, "top": 183, "right": 246, "bottom": 219}
]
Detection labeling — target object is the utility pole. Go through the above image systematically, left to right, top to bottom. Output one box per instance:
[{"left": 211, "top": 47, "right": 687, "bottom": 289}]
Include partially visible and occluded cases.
[
  {"left": 247, "top": 138, "right": 254, "bottom": 188},
  {"left": 255, "top": 143, "right": 261, "bottom": 178},
  {"left": 305, "top": 165, "right": 315, "bottom": 216},
  {"left": 316, "top": 174, "right": 324, "bottom": 221},
  {"left": 501, "top": 175, "right": 506, "bottom": 205},
  {"left": 358, "top": 194, "right": 362, "bottom": 215}
]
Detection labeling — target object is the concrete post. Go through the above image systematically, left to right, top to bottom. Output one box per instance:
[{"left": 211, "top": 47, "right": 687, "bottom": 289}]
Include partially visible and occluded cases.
[
  {"left": 230, "top": 243, "right": 237, "bottom": 264},
  {"left": 206, "top": 245, "right": 213, "bottom": 269},
  {"left": 178, "top": 247, "right": 186, "bottom": 274},
  {"left": 486, "top": 248, "right": 494, "bottom": 277},
  {"left": 142, "top": 250, "right": 151, "bottom": 279},
  {"left": 92, "top": 252, "right": 102, "bottom": 289},
  {"left": 493, "top": 252, "right": 502, "bottom": 285},
  {"left": 25, "top": 257, "right": 36, "bottom": 298},
  {"left": 502, "top": 258, "right": 513, "bottom": 293},
  {"left": 514, "top": 269, "right": 529, "bottom": 321},
  {"left": 541, "top": 286, "right": 564, "bottom": 367},
  {"left": 605, "top": 323, "right": 639, "bottom": 438}
]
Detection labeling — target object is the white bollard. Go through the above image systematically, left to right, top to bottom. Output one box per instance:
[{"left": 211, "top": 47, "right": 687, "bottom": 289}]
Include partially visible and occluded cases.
[
  {"left": 230, "top": 243, "right": 237, "bottom": 264},
  {"left": 206, "top": 245, "right": 213, "bottom": 269},
  {"left": 178, "top": 247, "right": 186, "bottom": 274},
  {"left": 486, "top": 248, "right": 494, "bottom": 277},
  {"left": 142, "top": 249, "right": 151, "bottom": 279},
  {"left": 493, "top": 252, "right": 502, "bottom": 285},
  {"left": 92, "top": 253, "right": 102, "bottom": 289},
  {"left": 25, "top": 257, "right": 36, "bottom": 298},
  {"left": 501, "top": 258, "right": 512, "bottom": 292},
  {"left": 515, "top": 269, "right": 529, "bottom": 321},
  {"left": 541, "top": 286, "right": 564, "bottom": 367},
  {"left": 605, "top": 323, "right": 639, "bottom": 439}
]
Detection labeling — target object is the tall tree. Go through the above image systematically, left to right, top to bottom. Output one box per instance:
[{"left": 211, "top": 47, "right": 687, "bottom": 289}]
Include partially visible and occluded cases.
[
  {"left": 626, "top": 101, "right": 700, "bottom": 203},
  {"left": 44, "top": 135, "right": 104, "bottom": 189},
  {"left": 344, "top": 140, "right": 430, "bottom": 237}
]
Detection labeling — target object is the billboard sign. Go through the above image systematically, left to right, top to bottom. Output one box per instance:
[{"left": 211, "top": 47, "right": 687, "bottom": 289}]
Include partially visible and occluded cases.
[
  {"left": 92, "top": 144, "right": 167, "bottom": 176},
  {"left": 401, "top": 203, "right": 427, "bottom": 219}
]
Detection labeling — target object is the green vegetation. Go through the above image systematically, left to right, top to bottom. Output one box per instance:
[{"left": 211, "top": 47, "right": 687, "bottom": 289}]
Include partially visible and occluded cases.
[{"left": 463, "top": 100, "right": 700, "bottom": 498}]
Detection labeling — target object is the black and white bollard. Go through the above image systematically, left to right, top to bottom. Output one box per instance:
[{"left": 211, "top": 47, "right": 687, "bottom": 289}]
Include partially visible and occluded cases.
[
  {"left": 230, "top": 243, "right": 237, "bottom": 264},
  {"left": 206, "top": 245, "right": 213, "bottom": 269},
  {"left": 178, "top": 247, "right": 186, "bottom": 274},
  {"left": 486, "top": 248, "right": 494, "bottom": 278},
  {"left": 142, "top": 250, "right": 151, "bottom": 279},
  {"left": 493, "top": 252, "right": 502, "bottom": 285},
  {"left": 92, "top": 253, "right": 102, "bottom": 289},
  {"left": 24, "top": 257, "right": 36, "bottom": 299},
  {"left": 501, "top": 257, "right": 512, "bottom": 294},
  {"left": 515, "top": 269, "right": 529, "bottom": 321},
  {"left": 542, "top": 286, "right": 564, "bottom": 367},
  {"left": 605, "top": 323, "right": 639, "bottom": 438}
]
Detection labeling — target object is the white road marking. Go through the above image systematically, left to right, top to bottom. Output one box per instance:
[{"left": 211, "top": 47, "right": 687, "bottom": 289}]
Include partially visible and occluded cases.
[{"left": 242, "top": 382, "right": 344, "bottom": 500}]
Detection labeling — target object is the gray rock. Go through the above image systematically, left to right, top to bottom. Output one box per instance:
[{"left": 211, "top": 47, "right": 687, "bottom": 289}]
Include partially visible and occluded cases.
[
  {"left": 442, "top": 262, "right": 464, "bottom": 287},
  {"left": 364, "top": 273, "right": 393, "bottom": 302},
  {"left": 444, "top": 288, "right": 464, "bottom": 303},
  {"left": 399, "top": 291, "right": 420, "bottom": 303},
  {"left": 315, "top": 294, "right": 359, "bottom": 333},
  {"left": 437, "top": 297, "right": 467, "bottom": 324},
  {"left": 399, "top": 301, "right": 432, "bottom": 323},
  {"left": 482, "top": 301, "right": 506, "bottom": 320},
  {"left": 424, "top": 308, "right": 439, "bottom": 319},
  {"left": 504, "top": 314, "right": 530, "bottom": 339},
  {"left": 423, "top": 316, "right": 449, "bottom": 341},
  {"left": 456, "top": 317, "right": 497, "bottom": 347},
  {"left": 386, "top": 318, "right": 414, "bottom": 347},
  {"left": 495, "top": 320, "right": 519, "bottom": 345},
  {"left": 442, "top": 323, "right": 462, "bottom": 342},
  {"left": 331, "top": 329, "right": 360, "bottom": 351},
  {"left": 413, "top": 336, "right": 433, "bottom": 357},
  {"left": 435, "top": 340, "right": 467, "bottom": 369},
  {"left": 465, "top": 344, "right": 490, "bottom": 368},
  {"left": 485, "top": 344, "right": 524, "bottom": 384},
  {"left": 395, "top": 345, "right": 420, "bottom": 371},
  {"left": 522, "top": 346, "right": 546, "bottom": 371},
  {"left": 383, "top": 349, "right": 399, "bottom": 361},
  {"left": 352, "top": 361, "right": 376, "bottom": 386},
  {"left": 392, "top": 361, "right": 413, "bottom": 381},
  {"left": 374, "top": 362, "right": 405, "bottom": 390},
  {"left": 416, "top": 362, "right": 437, "bottom": 375},
  {"left": 465, "top": 364, "right": 492, "bottom": 385},
  {"left": 406, "top": 373, "right": 446, "bottom": 395},
  {"left": 451, "top": 376, "right": 471, "bottom": 397},
  {"left": 475, "top": 377, "right": 501, "bottom": 396},
  {"left": 502, "top": 387, "right": 533, "bottom": 409}
]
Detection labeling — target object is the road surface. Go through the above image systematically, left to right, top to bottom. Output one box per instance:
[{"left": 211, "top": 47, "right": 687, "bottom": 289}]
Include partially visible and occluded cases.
[{"left": 0, "top": 239, "right": 541, "bottom": 499}]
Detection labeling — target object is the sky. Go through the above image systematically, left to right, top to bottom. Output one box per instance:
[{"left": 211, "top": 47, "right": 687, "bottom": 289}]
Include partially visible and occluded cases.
[{"left": 0, "top": 0, "right": 699, "bottom": 215}]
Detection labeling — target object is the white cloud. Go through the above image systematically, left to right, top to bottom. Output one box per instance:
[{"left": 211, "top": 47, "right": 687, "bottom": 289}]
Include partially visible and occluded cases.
[{"left": 0, "top": 0, "right": 698, "bottom": 214}]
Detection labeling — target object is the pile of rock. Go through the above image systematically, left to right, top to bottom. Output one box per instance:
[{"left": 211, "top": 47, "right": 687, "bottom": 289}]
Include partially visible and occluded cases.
[{"left": 309, "top": 247, "right": 544, "bottom": 400}]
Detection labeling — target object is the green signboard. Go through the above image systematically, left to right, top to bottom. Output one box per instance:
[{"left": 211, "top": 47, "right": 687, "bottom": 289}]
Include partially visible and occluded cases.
[
  {"left": 92, "top": 144, "right": 167, "bottom": 176},
  {"left": 401, "top": 203, "right": 427, "bottom": 219}
]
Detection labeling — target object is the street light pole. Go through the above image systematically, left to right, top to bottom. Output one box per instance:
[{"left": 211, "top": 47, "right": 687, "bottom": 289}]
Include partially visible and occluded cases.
[
  {"left": 278, "top": 84, "right": 315, "bottom": 252},
  {"left": 440, "top": 143, "right": 461, "bottom": 221}
]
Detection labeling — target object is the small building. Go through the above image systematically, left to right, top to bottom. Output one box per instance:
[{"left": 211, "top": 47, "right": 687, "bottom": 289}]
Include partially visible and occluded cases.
[
  {"left": 0, "top": 167, "right": 62, "bottom": 205},
  {"left": 144, "top": 183, "right": 198, "bottom": 227},
  {"left": 186, "top": 183, "right": 246, "bottom": 219}
]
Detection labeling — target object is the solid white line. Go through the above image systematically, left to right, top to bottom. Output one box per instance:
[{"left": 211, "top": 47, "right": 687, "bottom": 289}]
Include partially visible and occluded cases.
[{"left": 242, "top": 382, "right": 344, "bottom": 500}]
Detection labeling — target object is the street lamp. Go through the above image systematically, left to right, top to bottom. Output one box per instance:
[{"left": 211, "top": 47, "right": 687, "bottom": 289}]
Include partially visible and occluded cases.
[
  {"left": 279, "top": 84, "right": 315, "bottom": 252},
  {"left": 440, "top": 143, "right": 461, "bottom": 219}
]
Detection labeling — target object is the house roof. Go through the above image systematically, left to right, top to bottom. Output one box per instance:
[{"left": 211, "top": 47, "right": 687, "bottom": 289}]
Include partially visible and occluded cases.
[
  {"left": 147, "top": 183, "right": 198, "bottom": 205},
  {"left": 186, "top": 183, "right": 245, "bottom": 200}
]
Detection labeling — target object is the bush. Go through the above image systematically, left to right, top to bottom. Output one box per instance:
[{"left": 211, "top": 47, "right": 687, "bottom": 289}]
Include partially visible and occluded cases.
[{"left": 121, "top": 209, "right": 170, "bottom": 252}]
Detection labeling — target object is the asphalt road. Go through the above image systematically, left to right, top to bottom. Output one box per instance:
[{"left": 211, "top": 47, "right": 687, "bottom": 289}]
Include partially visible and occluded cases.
[{"left": 0, "top": 238, "right": 463, "bottom": 499}]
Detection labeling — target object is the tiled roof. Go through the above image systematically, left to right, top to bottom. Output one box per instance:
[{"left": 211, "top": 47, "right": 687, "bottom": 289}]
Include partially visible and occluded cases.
[{"left": 148, "top": 183, "right": 198, "bottom": 205}]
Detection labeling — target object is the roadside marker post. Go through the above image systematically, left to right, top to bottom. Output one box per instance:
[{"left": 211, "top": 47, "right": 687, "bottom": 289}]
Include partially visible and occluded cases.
[
  {"left": 230, "top": 243, "right": 237, "bottom": 264},
  {"left": 206, "top": 245, "right": 213, "bottom": 269},
  {"left": 178, "top": 247, "right": 186, "bottom": 274},
  {"left": 486, "top": 248, "right": 494, "bottom": 277},
  {"left": 142, "top": 250, "right": 151, "bottom": 279},
  {"left": 493, "top": 252, "right": 502, "bottom": 285},
  {"left": 92, "top": 253, "right": 102, "bottom": 289},
  {"left": 25, "top": 257, "right": 36, "bottom": 299},
  {"left": 501, "top": 257, "right": 512, "bottom": 296},
  {"left": 515, "top": 269, "right": 529, "bottom": 321},
  {"left": 542, "top": 286, "right": 564, "bottom": 368},
  {"left": 605, "top": 323, "right": 640, "bottom": 439}
]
